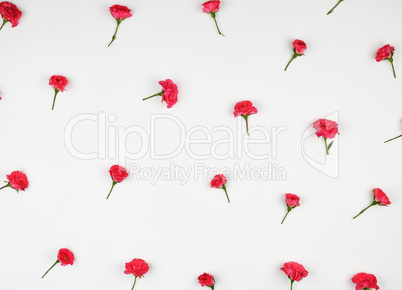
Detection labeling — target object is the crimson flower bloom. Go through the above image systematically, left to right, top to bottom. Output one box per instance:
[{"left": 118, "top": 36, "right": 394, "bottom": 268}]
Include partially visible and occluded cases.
[
  {"left": 202, "top": 1, "right": 224, "bottom": 36},
  {"left": 0, "top": 2, "right": 22, "bottom": 30},
  {"left": 108, "top": 5, "right": 132, "bottom": 47},
  {"left": 284, "top": 39, "right": 307, "bottom": 71},
  {"left": 375, "top": 44, "right": 396, "bottom": 78},
  {"left": 49, "top": 75, "right": 68, "bottom": 110},
  {"left": 143, "top": 79, "right": 178, "bottom": 108},
  {"left": 233, "top": 101, "right": 258, "bottom": 135},
  {"left": 313, "top": 119, "right": 339, "bottom": 155},
  {"left": 107, "top": 165, "right": 129, "bottom": 199},
  {"left": 0, "top": 171, "right": 28, "bottom": 192},
  {"left": 210, "top": 174, "right": 230, "bottom": 203},
  {"left": 353, "top": 188, "right": 391, "bottom": 219},
  {"left": 281, "top": 193, "right": 300, "bottom": 224},
  {"left": 41, "top": 248, "right": 74, "bottom": 278},
  {"left": 124, "top": 258, "right": 149, "bottom": 290},
  {"left": 281, "top": 262, "right": 308, "bottom": 290},
  {"left": 198, "top": 272, "right": 215, "bottom": 289},
  {"left": 351, "top": 273, "right": 380, "bottom": 290}
]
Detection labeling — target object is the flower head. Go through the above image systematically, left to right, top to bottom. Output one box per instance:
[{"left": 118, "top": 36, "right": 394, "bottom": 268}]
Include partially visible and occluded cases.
[
  {"left": 202, "top": 1, "right": 220, "bottom": 13},
  {"left": 0, "top": 2, "right": 22, "bottom": 28},
  {"left": 109, "top": 5, "right": 132, "bottom": 21},
  {"left": 293, "top": 39, "right": 307, "bottom": 55},
  {"left": 375, "top": 44, "right": 395, "bottom": 62},
  {"left": 49, "top": 75, "right": 68, "bottom": 92},
  {"left": 159, "top": 79, "right": 178, "bottom": 108},
  {"left": 233, "top": 101, "right": 258, "bottom": 117},
  {"left": 313, "top": 119, "right": 339, "bottom": 139},
  {"left": 109, "top": 165, "right": 129, "bottom": 183},
  {"left": 6, "top": 171, "right": 28, "bottom": 191},
  {"left": 210, "top": 174, "right": 227, "bottom": 188},
  {"left": 373, "top": 188, "right": 391, "bottom": 206},
  {"left": 285, "top": 193, "right": 300, "bottom": 208},
  {"left": 57, "top": 248, "right": 74, "bottom": 266},
  {"left": 124, "top": 258, "right": 149, "bottom": 277},
  {"left": 281, "top": 262, "right": 308, "bottom": 282},
  {"left": 198, "top": 272, "right": 215, "bottom": 287},
  {"left": 352, "top": 273, "right": 379, "bottom": 290}
]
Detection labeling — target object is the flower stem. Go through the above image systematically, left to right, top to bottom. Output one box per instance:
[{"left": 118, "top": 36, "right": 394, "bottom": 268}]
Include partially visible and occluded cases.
[
  {"left": 327, "top": 0, "right": 343, "bottom": 15},
  {"left": 211, "top": 13, "right": 224, "bottom": 36},
  {"left": 0, "top": 19, "right": 7, "bottom": 31},
  {"left": 108, "top": 20, "right": 121, "bottom": 47},
  {"left": 284, "top": 54, "right": 297, "bottom": 71},
  {"left": 389, "top": 59, "right": 396, "bottom": 78},
  {"left": 51, "top": 90, "right": 59, "bottom": 110},
  {"left": 143, "top": 92, "right": 162, "bottom": 101},
  {"left": 243, "top": 115, "right": 249, "bottom": 136},
  {"left": 384, "top": 134, "right": 402, "bottom": 143},
  {"left": 324, "top": 138, "right": 329, "bottom": 155},
  {"left": 106, "top": 181, "right": 117, "bottom": 199},
  {"left": 0, "top": 184, "right": 9, "bottom": 191},
  {"left": 222, "top": 184, "right": 230, "bottom": 203},
  {"left": 353, "top": 202, "right": 376, "bottom": 219},
  {"left": 281, "top": 208, "right": 291, "bottom": 224},
  {"left": 41, "top": 260, "right": 59, "bottom": 279},
  {"left": 131, "top": 276, "right": 137, "bottom": 290},
  {"left": 290, "top": 279, "right": 294, "bottom": 290}
]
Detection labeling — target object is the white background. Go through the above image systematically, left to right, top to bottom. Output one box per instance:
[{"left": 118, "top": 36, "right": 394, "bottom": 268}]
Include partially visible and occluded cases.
[{"left": 1, "top": 0, "right": 402, "bottom": 289}]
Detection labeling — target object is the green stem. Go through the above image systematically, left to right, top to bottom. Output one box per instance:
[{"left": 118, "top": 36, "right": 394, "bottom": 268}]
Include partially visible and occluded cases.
[
  {"left": 327, "top": 0, "right": 343, "bottom": 15},
  {"left": 211, "top": 13, "right": 224, "bottom": 36},
  {"left": 0, "top": 19, "right": 7, "bottom": 31},
  {"left": 108, "top": 20, "right": 121, "bottom": 47},
  {"left": 284, "top": 54, "right": 298, "bottom": 71},
  {"left": 389, "top": 59, "right": 396, "bottom": 78},
  {"left": 51, "top": 90, "right": 59, "bottom": 110},
  {"left": 143, "top": 91, "right": 163, "bottom": 101},
  {"left": 243, "top": 115, "right": 249, "bottom": 136},
  {"left": 384, "top": 134, "right": 402, "bottom": 143},
  {"left": 324, "top": 138, "right": 329, "bottom": 155},
  {"left": 106, "top": 181, "right": 117, "bottom": 199},
  {"left": 0, "top": 184, "right": 10, "bottom": 190},
  {"left": 222, "top": 184, "right": 230, "bottom": 203},
  {"left": 353, "top": 202, "right": 376, "bottom": 219},
  {"left": 281, "top": 208, "right": 291, "bottom": 224},
  {"left": 41, "top": 260, "right": 59, "bottom": 279},
  {"left": 131, "top": 276, "right": 137, "bottom": 290},
  {"left": 290, "top": 279, "right": 294, "bottom": 290}
]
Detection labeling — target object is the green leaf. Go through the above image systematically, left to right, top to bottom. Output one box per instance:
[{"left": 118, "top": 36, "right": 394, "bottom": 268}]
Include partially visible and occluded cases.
[{"left": 327, "top": 140, "right": 334, "bottom": 151}]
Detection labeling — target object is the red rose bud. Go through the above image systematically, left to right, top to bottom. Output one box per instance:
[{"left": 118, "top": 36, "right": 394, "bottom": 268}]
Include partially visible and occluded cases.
[
  {"left": 327, "top": 0, "right": 344, "bottom": 15},
  {"left": 0, "top": 1, "right": 22, "bottom": 30},
  {"left": 202, "top": 1, "right": 224, "bottom": 36},
  {"left": 108, "top": 5, "right": 132, "bottom": 47},
  {"left": 284, "top": 39, "right": 307, "bottom": 71},
  {"left": 376, "top": 44, "right": 396, "bottom": 78},
  {"left": 49, "top": 75, "right": 68, "bottom": 110},
  {"left": 143, "top": 79, "right": 178, "bottom": 108},
  {"left": 233, "top": 100, "right": 258, "bottom": 136},
  {"left": 313, "top": 119, "right": 339, "bottom": 155},
  {"left": 107, "top": 165, "right": 129, "bottom": 199},
  {"left": 0, "top": 170, "right": 29, "bottom": 192},
  {"left": 210, "top": 174, "right": 230, "bottom": 203},
  {"left": 353, "top": 188, "right": 391, "bottom": 219},
  {"left": 281, "top": 193, "right": 300, "bottom": 224},
  {"left": 41, "top": 248, "right": 74, "bottom": 279},
  {"left": 124, "top": 258, "right": 149, "bottom": 290},
  {"left": 281, "top": 262, "right": 308, "bottom": 290},
  {"left": 198, "top": 272, "right": 215, "bottom": 289},
  {"left": 352, "top": 273, "right": 380, "bottom": 290}
]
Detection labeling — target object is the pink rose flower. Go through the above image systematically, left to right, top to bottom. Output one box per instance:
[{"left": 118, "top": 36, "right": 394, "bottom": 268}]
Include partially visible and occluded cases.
[
  {"left": 202, "top": 0, "right": 224, "bottom": 36},
  {"left": 327, "top": 0, "right": 344, "bottom": 15},
  {"left": 202, "top": 1, "right": 220, "bottom": 13},
  {"left": 0, "top": 2, "right": 22, "bottom": 30},
  {"left": 108, "top": 5, "right": 132, "bottom": 47},
  {"left": 284, "top": 39, "right": 307, "bottom": 71},
  {"left": 375, "top": 44, "right": 396, "bottom": 78},
  {"left": 49, "top": 75, "right": 68, "bottom": 110},
  {"left": 143, "top": 79, "right": 178, "bottom": 108},
  {"left": 233, "top": 100, "right": 258, "bottom": 136},
  {"left": 313, "top": 119, "right": 339, "bottom": 155},
  {"left": 107, "top": 165, "right": 129, "bottom": 199},
  {"left": 1, "top": 170, "right": 29, "bottom": 192},
  {"left": 210, "top": 174, "right": 230, "bottom": 203},
  {"left": 353, "top": 188, "right": 391, "bottom": 219},
  {"left": 281, "top": 194, "right": 300, "bottom": 224},
  {"left": 41, "top": 248, "right": 74, "bottom": 279},
  {"left": 124, "top": 258, "right": 149, "bottom": 290},
  {"left": 281, "top": 262, "right": 308, "bottom": 290},
  {"left": 198, "top": 272, "right": 215, "bottom": 288},
  {"left": 352, "top": 273, "right": 380, "bottom": 290}
]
